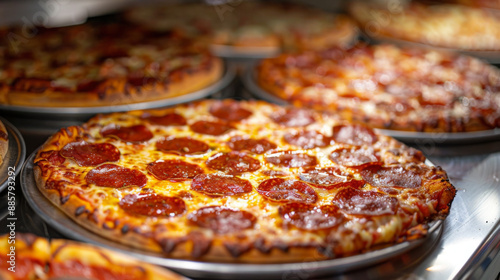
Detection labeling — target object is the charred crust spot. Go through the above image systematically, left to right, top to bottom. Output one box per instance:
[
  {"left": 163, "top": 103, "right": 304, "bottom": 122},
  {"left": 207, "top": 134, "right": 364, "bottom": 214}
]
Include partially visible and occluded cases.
[
  {"left": 60, "top": 194, "right": 71, "bottom": 205},
  {"left": 74, "top": 205, "right": 87, "bottom": 216},
  {"left": 90, "top": 211, "right": 99, "bottom": 224},
  {"left": 103, "top": 220, "right": 118, "bottom": 230},
  {"left": 121, "top": 224, "right": 130, "bottom": 234},
  {"left": 188, "top": 232, "right": 211, "bottom": 258},
  {"left": 254, "top": 237, "right": 272, "bottom": 254},
  {"left": 158, "top": 238, "right": 184, "bottom": 254},
  {"left": 224, "top": 241, "right": 252, "bottom": 258},
  {"left": 273, "top": 241, "right": 289, "bottom": 252},
  {"left": 317, "top": 245, "right": 336, "bottom": 259}
]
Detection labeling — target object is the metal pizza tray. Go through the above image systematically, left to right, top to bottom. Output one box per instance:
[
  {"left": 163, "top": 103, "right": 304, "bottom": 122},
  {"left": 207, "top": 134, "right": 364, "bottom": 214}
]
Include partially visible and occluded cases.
[
  {"left": 368, "top": 35, "right": 500, "bottom": 64},
  {"left": 210, "top": 44, "right": 281, "bottom": 59},
  {"left": 0, "top": 63, "right": 235, "bottom": 122},
  {"left": 242, "top": 69, "right": 500, "bottom": 146},
  {"left": 0, "top": 117, "right": 26, "bottom": 193},
  {"left": 20, "top": 150, "right": 444, "bottom": 279}
]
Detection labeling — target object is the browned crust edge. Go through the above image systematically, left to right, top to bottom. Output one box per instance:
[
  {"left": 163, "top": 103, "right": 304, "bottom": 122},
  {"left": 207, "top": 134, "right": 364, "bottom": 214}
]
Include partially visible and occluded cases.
[{"left": 4, "top": 58, "right": 223, "bottom": 108}]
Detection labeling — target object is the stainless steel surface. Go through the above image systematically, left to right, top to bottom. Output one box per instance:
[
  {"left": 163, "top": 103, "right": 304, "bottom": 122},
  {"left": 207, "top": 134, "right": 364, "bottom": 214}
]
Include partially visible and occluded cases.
[
  {"left": 370, "top": 36, "right": 500, "bottom": 64},
  {"left": 0, "top": 64, "right": 235, "bottom": 121},
  {"left": 242, "top": 69, "right": 500, "bottom": 146},
  {"left": 0, "top": 117, "right": 26, "bottom": 193},
  {"left": 20, "top": 150, "right": 442, "bottom": 279}
]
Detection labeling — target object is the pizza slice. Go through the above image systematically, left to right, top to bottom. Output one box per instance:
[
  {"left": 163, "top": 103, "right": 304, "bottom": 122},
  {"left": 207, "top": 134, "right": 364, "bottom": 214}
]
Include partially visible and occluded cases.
[{"left": 0, "top": 233, "right": 186, "bottom": 280}]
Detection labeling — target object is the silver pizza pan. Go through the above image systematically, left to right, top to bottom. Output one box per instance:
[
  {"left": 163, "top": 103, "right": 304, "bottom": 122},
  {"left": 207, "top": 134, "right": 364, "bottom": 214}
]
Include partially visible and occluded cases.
[
  {"left": 368, "top": 35, "right": 500, "bottom": 64},
  {"left": 211, "top": 44, "right": 281, "bottom": 59},
  {"left": 0, "top": 63, "right": 236, "bottom": 122},
  {"left": 242, "top": 69, "right": 500, "bottom": 145},
  {"left": 0, "top": 117, "right": 26, "bottom": 193},
  {"left": 0, "top": 117, "right": 26, "bottom": 221},
  {"left": 20, "top": 150, "right": 443, "bottom": 279}
]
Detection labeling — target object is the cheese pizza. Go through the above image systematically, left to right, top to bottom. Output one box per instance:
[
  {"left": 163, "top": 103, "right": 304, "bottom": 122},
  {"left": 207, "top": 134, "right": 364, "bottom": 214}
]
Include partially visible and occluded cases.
[{"left": 33, "top": 99, "right": 456, "bottom": 263}]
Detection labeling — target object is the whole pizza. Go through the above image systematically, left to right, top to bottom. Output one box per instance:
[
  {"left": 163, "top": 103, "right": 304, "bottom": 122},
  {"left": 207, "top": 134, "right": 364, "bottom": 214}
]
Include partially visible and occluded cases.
[
  {"left": 348, "top": 0, "right": 500, "bottom": 51},
  {"left": 125, "top": 2, "right": 358, "bottom": 53},
  {"left": 0, "top": 22, "right": 222, "bottom": 107},
  {"left": 256, "top": 43, "right": 500, "bottom": 132},
  {"left": 33, "top": 99, "right": 456, "bottom": 263},
  {"left": 0, "top": 233, "right": 186, "bottom": 280}
]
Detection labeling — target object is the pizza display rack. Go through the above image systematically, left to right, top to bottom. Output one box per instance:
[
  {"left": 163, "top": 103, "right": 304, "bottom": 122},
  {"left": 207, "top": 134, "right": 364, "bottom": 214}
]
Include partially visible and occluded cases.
[
  {"left": 0, "top": 63, "right": 236, "bottom": 121},
  {"left": 242, "top": 69, "right": 500, "bottom": 145},
  {"left": 0, "top": 117, "right": 25, "bottom": 193},
  {"left": 19, "top": 149, "right": 442, "bottom": 279}
]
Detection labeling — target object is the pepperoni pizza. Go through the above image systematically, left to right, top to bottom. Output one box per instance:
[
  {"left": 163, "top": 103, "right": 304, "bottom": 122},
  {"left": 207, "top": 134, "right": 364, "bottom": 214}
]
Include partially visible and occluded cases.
[
  {"left": 125, "top": 2, "right": 357, "bottom": 53},
  {"left": 0, "top": 22, "right": 222, "bottom": 107},
  {"left": 256, "top": 43, "right": 500, "bottom": 132},
  {"left": 33, "top": 99, "right": 456, "bottom": 263},
  {"left": 0, "top": 233, "right": 186, "bottom": 280}
]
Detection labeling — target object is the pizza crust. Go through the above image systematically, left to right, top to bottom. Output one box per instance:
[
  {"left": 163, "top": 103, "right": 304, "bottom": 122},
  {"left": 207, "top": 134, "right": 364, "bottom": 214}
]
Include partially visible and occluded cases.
[
  {"left": 4, "top": 58, "right": 223, "bottom": 108},
  {"left": 0, "top": 120, "right": 8, "bottom": 166}
]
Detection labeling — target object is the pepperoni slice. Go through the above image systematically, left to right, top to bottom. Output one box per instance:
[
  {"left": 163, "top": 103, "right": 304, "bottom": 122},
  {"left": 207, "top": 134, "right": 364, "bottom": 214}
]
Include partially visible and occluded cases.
[
  {"left": 209, "top": 100, "right": 253, "bottom": 122},
  {"left": 270, "top": 108, "right": 316, "bottom": 127},
  {"left": 142, "top": 112, "right": 187, "bottom": 126},
  {"left": 190, "top": 120, "right": 233, "bottom": 136},
  {"left": 100, "top": 124, "right": 153, "bottom": 143},
  {"left": 332, "top": 124, "right": 378, "bottom": 146},
  {"left": 283, "top": 130, "right": 330, "bottom": 149},
  {"left": 156, "top": 137, "right": 209, "bottom": 155},
  {"left": 228, "top": 137, "right": 277, "bottom": 154},
  {"left": 60, "top": 141, "right": 120, "bottom": 167},
  {"left": 329, "top": 147, "right": 381, "bottom": 168},
  {"left": 265, "top": 151, "right": 317, "bottom": 168},
  {"left": 206, "top": 152, "right": 261, "bottom": 174},
  {"left": 147, "top": 160, "right": 204, "bottom": 181},
  {"left": 85, "top": 164, "right": 147, "bottom": 188},
  {"left": 360, "top": 165, "right": 422, "bottom": 189},
  {"left": 299, "top": 167, "right": 364, "bottom": 190},
  {"left": 191, "top": 174, "right": 252, "bottom": 196},
  {"left": 257, "top": 178, "right": 318, "bottom": 204},
  {"left": 332, "top": 188, "right": 398, "bottom": 216},
  {"left": 119, "top": 193, "right": 186, "bottom": 217},
  {"left": 279, "top": 203, "right": 344, "bottom": 231},
  {"left": 187, "top": 206, "right": 256, "bottom": 234}
]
